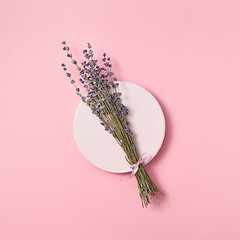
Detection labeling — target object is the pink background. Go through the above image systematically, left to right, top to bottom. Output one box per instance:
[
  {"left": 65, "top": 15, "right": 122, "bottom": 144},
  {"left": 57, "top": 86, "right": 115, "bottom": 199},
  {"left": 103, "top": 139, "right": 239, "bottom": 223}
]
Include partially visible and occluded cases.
[{"left": 1, "top": 0, "right": 240, "bottom": 239}]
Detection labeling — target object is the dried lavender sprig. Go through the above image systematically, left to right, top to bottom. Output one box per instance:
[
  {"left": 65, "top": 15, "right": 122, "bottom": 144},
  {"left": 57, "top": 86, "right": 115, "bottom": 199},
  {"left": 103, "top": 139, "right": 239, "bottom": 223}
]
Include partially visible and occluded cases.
[
  {"left": 61, "top": 41, "right": 163, "bottom": 207},
  {"left": 62, "top": 41, "right": 162, "bottom": 206},
  {"left": 62, "top": 42, "right": 158, "bottom": 202}
]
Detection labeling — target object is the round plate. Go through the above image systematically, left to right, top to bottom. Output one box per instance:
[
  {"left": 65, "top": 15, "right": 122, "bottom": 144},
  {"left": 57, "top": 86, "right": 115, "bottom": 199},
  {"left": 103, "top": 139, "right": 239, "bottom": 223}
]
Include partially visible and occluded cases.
[{"left": 73, "top": 81, "right": 165, "bottom": 173}]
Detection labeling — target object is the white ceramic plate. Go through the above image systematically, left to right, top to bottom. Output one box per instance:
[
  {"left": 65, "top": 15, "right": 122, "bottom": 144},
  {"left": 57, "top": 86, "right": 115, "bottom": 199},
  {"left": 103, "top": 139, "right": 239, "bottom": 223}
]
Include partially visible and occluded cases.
[{"left": 73, "top": 81, "right": 165, "bottom": 173}]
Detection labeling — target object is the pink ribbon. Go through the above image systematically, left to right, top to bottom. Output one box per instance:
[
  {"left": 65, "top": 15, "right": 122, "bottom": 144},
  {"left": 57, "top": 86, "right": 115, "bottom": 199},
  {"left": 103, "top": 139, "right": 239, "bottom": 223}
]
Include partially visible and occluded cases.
[
  {"left": 120, "top": 153, "right": 149, "bottom": 181},
  {"left": 129, "top": 153, "right": 149, "bottom": 178}
]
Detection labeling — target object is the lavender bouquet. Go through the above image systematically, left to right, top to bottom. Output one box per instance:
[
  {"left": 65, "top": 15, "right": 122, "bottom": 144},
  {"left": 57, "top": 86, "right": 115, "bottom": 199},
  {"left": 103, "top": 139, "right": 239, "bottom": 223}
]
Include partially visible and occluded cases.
[{"left": 61, "top": 41, "right": 163, "bottom": 207}]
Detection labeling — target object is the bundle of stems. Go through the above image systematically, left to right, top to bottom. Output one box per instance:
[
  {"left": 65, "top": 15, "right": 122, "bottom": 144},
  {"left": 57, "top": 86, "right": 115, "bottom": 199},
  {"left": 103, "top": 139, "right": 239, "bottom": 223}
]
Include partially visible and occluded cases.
[{"left": 61, "top": 41, "right": 163, "bottom": 207}]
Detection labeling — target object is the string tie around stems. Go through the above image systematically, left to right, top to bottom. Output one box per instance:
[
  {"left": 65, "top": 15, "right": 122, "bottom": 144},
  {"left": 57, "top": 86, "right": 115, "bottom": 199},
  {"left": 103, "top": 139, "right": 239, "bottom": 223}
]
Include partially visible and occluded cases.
[
  {"left": 120, "top": 153, "right": 149, "bottom": 181},
  {"left": 129, "top": 153, "right": 149, "bottom": 178}
]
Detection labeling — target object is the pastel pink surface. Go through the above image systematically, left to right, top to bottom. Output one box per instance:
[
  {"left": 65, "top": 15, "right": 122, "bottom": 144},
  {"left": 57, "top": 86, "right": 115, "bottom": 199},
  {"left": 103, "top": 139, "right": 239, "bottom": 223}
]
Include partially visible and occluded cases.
[{"left": 1, "top": 0, "right": 240, "bottom": 240}]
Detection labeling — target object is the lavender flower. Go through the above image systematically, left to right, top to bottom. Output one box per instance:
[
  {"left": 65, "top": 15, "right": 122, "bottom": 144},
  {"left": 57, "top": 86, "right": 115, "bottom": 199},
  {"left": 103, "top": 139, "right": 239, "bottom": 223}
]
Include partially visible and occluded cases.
[{"left": 60, "top": 41, "right": 163, "bottom": 208}]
